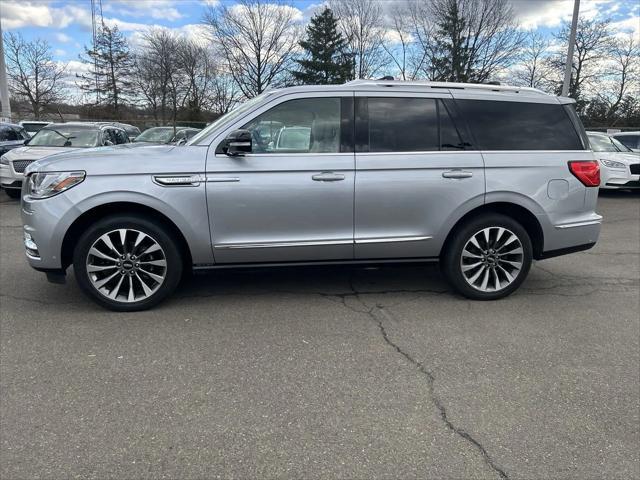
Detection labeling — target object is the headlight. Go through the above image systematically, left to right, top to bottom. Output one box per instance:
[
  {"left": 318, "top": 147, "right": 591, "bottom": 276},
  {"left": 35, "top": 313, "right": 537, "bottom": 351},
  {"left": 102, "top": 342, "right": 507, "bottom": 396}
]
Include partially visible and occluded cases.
[
  {"left": 0, "top": 155, "right": 9, "bottom": 165},
  {"left": 600, "top": 159, "right": 626, "bottom": 169},
  {"left": 28, "top": 171, "right": 85, "bottom": 199}
]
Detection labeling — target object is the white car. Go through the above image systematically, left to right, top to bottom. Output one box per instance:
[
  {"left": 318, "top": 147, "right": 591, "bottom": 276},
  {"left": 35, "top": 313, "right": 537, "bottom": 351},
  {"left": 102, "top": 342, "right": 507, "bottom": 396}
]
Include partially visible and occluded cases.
[{"left": 587, "top": 132, "right": 640, "bottom": 190}]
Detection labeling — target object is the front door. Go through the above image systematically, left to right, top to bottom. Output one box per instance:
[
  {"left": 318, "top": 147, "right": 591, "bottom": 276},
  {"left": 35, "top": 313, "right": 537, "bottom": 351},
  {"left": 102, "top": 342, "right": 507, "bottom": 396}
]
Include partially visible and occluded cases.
[{"left": 206, "top": 93, "right": 355, "bottom": 264}]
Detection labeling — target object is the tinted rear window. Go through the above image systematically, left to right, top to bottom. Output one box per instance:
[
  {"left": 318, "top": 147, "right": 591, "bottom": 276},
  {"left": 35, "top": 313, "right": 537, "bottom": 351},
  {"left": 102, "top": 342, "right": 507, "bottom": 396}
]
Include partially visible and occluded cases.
[
  {"left": 368, "top": 98, "right": 439, "bottom": 152},
  {"left": 456, "top": 100, "right": 583, "bottom": 150}
]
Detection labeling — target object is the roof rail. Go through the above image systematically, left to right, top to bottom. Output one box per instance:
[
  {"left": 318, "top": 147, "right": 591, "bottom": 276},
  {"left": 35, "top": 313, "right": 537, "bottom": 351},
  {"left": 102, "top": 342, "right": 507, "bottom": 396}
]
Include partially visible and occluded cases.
[{"left": 344, "top": 79, "right": 548, "bottom": 95}]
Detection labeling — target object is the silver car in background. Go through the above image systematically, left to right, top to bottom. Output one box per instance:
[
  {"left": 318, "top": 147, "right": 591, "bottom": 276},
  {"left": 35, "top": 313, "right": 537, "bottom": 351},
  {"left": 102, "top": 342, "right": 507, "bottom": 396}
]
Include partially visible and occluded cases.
[
  {"left": 20, "top": 80, "right": 601, "bottom": 311},
  {"left": 1, "top": 122, "right": 130, "bottom": 197}
]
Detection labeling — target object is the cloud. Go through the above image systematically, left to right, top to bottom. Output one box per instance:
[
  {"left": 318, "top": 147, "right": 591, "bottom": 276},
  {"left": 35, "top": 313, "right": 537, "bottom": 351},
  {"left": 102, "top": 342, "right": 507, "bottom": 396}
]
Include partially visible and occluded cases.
[
  {"left": 102, "top": 0, "right": 183, "bottom": 22},
  {"left": 515, "top": 0, "right": 615, "bottom": 30},
  {"left": 611, "top": 16, "right": 640, "bottom": 40},
  {"left": 55, "top": 33, "right": 72, "bottom": 43},
  {"left": 54, "top": 48, "right": 67, "bottom": 57}
]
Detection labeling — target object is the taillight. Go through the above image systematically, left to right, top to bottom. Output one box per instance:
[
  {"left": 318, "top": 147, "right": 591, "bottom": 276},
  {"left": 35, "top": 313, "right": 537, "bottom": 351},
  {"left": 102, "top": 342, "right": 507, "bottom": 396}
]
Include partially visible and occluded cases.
[{"left": 568, "top": 160, "right": 600, "bottom": 187}]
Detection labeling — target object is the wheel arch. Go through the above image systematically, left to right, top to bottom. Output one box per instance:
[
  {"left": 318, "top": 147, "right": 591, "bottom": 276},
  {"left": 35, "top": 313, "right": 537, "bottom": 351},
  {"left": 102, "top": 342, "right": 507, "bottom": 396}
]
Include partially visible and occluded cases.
[
  {"left": 61, "top": 202, "right": 193, "bottom": 270},
  {"left": 442, "top": 202, "right": 545, "bottom": 259}
]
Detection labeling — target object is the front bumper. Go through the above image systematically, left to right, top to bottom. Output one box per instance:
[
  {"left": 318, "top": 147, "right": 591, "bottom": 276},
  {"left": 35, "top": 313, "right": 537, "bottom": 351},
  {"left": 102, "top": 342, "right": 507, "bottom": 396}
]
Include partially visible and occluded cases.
[
  {"left": 0, "top": 163, "right": 23, "bottom": 190},
  {"left": 600, "top": 164, "right": 639, "bottom": 189},
  {"left": 21, "top": 186, "right": 77, "bottom": 272}
]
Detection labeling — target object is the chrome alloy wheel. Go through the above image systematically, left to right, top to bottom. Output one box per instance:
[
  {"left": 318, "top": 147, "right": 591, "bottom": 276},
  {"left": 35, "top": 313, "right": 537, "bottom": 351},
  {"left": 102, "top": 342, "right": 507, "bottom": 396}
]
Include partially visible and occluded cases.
[
  {"left": 460, "top": 227, "right": 524, "bottom": 292},
  {"left": 86, "top": 229, "right": 167, "bottom": 303}
]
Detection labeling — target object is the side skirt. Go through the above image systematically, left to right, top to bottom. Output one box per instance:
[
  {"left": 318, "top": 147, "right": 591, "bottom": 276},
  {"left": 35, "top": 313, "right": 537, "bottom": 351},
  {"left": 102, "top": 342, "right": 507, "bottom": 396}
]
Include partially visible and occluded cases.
[{"left": 192, "top": 257, "right": 439, "bottom": 271}]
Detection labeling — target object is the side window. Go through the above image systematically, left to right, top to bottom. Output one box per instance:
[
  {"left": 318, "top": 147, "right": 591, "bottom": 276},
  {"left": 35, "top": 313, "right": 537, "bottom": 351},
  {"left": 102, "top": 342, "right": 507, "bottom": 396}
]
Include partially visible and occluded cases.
[
  {"left": 241, "top": 97, "right": 341, "bottom": 154},
  {"left": 367, "top": 98, "right": 439, "bottom": 152},
  {"left": 455, "top": 99, "right": 583, "bottom": 150},
  {"left": 439, "top": 101, "right": 465, "bottom": 150},
  {"left": 0, "top": 127, "right": 19, "bottom": 141},
  {"left": 18, "top": 128, "right": 30, "bottom": 140},
  {"left": 104, "top": 129, "right": 116, "bottom": 145},
  {"left": 115, "top": 129, "right": 128, "bottom": 144}
]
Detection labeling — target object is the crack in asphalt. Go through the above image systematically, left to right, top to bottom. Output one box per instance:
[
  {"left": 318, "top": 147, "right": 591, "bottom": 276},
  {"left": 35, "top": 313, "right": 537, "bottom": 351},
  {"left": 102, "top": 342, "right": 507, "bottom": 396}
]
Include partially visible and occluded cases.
[{"left": 320, "top": 273, "right": 510, "bottom": 480}]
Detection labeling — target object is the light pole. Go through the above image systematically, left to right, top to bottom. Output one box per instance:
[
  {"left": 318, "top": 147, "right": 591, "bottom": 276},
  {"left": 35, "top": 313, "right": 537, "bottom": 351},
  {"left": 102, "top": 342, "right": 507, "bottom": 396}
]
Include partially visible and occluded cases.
[
  {"left": 561, "top": 0, "right": 580, "bottom": 97},
  {"left": 0, "top": 15, "right": 12, "bottom": 122}
]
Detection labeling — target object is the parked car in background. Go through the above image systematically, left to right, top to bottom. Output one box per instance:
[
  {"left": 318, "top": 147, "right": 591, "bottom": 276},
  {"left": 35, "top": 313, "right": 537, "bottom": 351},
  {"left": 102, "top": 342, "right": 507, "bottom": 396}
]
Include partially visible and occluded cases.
[
  {"left": 20, "top": 80, "right": 601, "bottom": 311},
  {"left": 19, "top": 121, "right": 50, "bottom": 137},
  {"left": 0, "top": 122, "right": 30, "bottom": 156},
  {"left": 1, "top": 122, "right": 129, "bottom": 198},
  {"left": 98, "top": 122, "right": 141, "bottom": 141},
  {"left": 133, "top": 126, "right": 201, "bottom": 145},
  {"left": 611, "top": 131, "right": 640, "bottom": 152},
  {"left": 587, "top": 132, "right": 640, "bottom": 190}
]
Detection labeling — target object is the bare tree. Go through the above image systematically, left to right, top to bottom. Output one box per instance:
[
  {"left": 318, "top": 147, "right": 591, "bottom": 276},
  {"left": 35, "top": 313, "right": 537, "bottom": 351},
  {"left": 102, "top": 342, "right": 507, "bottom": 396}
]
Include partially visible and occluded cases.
[
  {"left": 203, "top": 0, "right": 302, "bottom": 98},
  {"left": 329, "top": 0, "right": 387, "bottom": 79},
  {"left": 408, "top": 0, "right": 523, "bottom": 82},
  {"left": 382, "top": 3, "right": 425, "bottom": 81},
  {"left": 552, "top": 18, "right": 614, "bottom": 101},
  {"left": 136, "top": 29, "right": 186, "bottom": 127},
  {"left": 511, "top": 31, "right": 553, "bottom": 89},
  {"left": 3, "top": 32, "right": 66, "bottom": 120},
  {"left": 597, "top": 34, "right": 640, "bottom": 125},
  {"left": 177, "top": 40, "right": 215, "bottom": 120},
  {"left": 210, "top": 72, "right": 241, "bottom": 115}
]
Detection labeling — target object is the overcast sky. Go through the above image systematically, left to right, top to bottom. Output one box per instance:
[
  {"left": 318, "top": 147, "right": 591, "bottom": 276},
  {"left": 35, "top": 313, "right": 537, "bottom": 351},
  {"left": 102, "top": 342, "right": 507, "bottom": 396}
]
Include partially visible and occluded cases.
[{"left": 1, "top": 0, "right": 638, "bottom": 80}]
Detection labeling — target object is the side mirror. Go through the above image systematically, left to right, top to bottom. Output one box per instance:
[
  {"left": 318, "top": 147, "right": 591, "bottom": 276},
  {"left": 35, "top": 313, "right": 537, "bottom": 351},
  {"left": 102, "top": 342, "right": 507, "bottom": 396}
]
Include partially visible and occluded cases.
[{"left": 225, "top": 129, "right": 252, "bottom": 156}]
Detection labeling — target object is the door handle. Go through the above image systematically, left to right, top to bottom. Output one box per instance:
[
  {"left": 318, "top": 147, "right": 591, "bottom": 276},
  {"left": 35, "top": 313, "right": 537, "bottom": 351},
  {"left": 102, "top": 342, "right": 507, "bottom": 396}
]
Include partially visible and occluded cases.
[
  {"left": 442, "top": 170, "right": 473, "bottom": 179},
  {"left": 312, "top": 172, "right": 345, "bottom": 182}
]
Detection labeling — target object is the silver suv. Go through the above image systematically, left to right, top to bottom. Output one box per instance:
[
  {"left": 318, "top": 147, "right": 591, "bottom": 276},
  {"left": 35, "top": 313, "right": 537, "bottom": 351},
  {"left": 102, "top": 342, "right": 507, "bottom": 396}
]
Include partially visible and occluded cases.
[{"left": 20, "top": 80, "right": 602, "bottom": 311}]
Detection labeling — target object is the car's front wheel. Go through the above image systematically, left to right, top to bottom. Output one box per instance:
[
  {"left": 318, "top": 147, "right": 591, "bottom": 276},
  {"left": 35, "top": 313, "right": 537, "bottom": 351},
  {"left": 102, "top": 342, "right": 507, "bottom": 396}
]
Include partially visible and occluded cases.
[
  {"left": 441, "top": 214, "right": 533, "bottom": 300},
  {"left": 73, "top": 215, "right": 183, "bottom": 311}
]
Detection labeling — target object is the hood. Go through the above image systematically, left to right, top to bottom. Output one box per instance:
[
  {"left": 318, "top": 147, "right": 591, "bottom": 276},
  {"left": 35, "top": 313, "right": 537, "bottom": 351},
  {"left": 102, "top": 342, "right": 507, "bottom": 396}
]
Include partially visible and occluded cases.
[
  {"left": 25, "top": 143, "right": 208, "bottom": 176},
  {"left": 3, "top": 145, "right": 83, "bottom": 162},
  {"left": 595, "top": 151, "right": 640, "bottom": 165}
]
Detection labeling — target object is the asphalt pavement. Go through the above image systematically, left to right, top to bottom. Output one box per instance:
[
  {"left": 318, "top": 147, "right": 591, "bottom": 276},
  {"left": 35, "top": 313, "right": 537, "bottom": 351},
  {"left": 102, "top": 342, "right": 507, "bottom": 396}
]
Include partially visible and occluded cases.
[{"left": 1, "top": 189, "right": 638, "bottom": 479}]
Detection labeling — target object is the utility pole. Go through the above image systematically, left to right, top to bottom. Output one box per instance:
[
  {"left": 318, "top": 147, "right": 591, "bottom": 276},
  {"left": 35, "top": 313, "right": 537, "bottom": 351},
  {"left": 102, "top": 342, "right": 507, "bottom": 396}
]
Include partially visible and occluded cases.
[
  {"left": 562, "top": 0, "right": 580, "bottom": 97},
  {"left": 0, "top": 15, "right": 12, "bottom": 122}
]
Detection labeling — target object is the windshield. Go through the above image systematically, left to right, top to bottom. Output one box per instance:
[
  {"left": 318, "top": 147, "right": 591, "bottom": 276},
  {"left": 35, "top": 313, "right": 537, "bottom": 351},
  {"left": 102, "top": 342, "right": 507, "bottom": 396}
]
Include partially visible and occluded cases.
[
  {"left": 187, "top": 91, "right": 275, "bottom": 145},
  {"left": 28, "top": 127, "right": 100, "bottom": 148},
  {"left": 134, "top": 128, "right": 176, "bottom": 143},
  {"left": 588, "top": 134, "right": 632, "bottom": 153}
]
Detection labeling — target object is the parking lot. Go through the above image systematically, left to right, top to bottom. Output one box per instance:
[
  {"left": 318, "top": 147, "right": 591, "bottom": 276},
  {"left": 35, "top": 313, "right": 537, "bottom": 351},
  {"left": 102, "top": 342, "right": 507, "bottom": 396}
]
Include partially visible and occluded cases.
[{"left": 1, "top": 190, "right": 638, "bottom": 479}]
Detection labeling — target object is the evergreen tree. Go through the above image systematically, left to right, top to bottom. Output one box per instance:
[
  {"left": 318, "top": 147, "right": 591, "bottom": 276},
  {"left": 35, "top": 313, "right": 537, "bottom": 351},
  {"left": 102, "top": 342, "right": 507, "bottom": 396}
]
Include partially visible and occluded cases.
[
  {"left": 431, "top": 0, "right": 471, "bottom": 82},
  {"left": 293, "top": 8, "right": 353, "bottom": 85},
  {"left": 77, "top": 24, "right": 134, "bottom": 115}
]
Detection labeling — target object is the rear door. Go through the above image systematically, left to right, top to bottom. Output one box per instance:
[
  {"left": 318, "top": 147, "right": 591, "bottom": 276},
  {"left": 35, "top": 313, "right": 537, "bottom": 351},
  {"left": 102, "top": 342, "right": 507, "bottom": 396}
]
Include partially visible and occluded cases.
[{"left": 354, "top": 92, "right": 485, "bottom": 259}]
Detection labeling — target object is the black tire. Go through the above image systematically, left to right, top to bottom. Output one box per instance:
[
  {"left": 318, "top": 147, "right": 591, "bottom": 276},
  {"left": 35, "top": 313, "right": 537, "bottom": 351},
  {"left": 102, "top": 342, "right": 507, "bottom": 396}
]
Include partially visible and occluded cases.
[
  {"left": 4, "top": 188, "right": 20, "bottom": 199},
  {"left": 441, "top": 213, "right": 533, "bottom": 300},
  {"left": 73, "top": 215, "right": 183, "bottom": 311}
]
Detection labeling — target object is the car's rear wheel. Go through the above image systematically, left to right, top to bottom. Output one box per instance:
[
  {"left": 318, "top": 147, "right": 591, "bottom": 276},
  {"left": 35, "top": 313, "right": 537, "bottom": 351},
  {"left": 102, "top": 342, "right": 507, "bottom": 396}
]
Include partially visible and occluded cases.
[
  {"left": 4, "top": 188, "right": 20, "bottom": 199},
  {"left": 441, "top": 214, "right": 533, "bottom": 300},
  {"left": 73, "top": 215, "right": 183, "bottom": 311}
]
